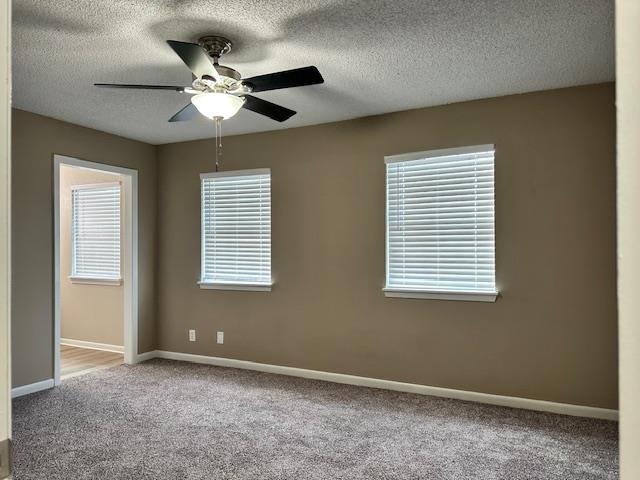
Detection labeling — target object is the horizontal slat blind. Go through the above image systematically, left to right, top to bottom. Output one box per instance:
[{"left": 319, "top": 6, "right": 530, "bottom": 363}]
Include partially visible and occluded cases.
[
  {"left": 385, "top": 147, "right": 496, "bottom": 293},
  {"left": 201, "top": 170, "right": 271, "bottom": 285},
  {"left": 72, "top": 183, "right": 121, "bottom": 280}
]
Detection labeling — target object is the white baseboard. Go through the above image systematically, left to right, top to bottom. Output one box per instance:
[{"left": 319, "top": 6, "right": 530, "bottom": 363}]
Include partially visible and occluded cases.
[
  {"left": 61, "top": 338, "right": 124, "bottom": 354},
  {"left": 135, "top": 350, "right": 157, "bottom": 363},
  {"left": 149, "top": 350, "right": 618, "bottom": 421},
  {"left": 12, "top": 351, "right": 618, "bottom": 421},
  {"left": 12, "top": 378, "right": 55, "bottom": 399}
]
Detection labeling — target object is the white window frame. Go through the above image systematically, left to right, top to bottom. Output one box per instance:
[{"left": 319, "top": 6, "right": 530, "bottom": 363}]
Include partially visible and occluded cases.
[
  {"left": 383, "top": 145, "right": 498, "bottom": 302},
  {"left": 199, "top": 168, "right": 272, "bottom": 292},
  {"left": 70, "top": 181, "right": 122, "bottom": 285}
]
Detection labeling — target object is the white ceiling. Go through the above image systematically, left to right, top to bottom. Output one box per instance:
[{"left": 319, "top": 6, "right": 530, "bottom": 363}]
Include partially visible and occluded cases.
[{"left": 12, "top": 0, "right": 614, "bottom": 145}]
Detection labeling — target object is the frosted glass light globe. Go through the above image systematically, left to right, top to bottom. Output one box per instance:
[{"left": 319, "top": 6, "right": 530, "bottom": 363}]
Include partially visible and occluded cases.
[{"left": 191, "top": 92, "right": 245, "bottom": 120}]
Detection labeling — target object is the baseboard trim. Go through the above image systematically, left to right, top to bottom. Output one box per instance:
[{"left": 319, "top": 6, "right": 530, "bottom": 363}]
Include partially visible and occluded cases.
[
  {"left": 61, "top": 338, "right": 124, "bottom": 353},
  {"left": 135, "top": 350, "right": 157, "bottom": 363},
  {"left": 149, "top": 350, "right": 618, "bottom": 421},
  {"left": 12, "top": 378, "right": 55, "bottom": 399}
]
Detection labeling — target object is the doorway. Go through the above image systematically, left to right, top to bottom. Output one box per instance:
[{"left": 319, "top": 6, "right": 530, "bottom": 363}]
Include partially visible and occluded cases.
[{"left": 53, "top": 155, "right": 139, "bottom": 386}]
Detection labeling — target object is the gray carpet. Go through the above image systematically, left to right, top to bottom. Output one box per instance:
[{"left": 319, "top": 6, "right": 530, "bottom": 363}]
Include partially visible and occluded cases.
[{"left": 13, "top": 359, "right": 618, "bottom": 479}]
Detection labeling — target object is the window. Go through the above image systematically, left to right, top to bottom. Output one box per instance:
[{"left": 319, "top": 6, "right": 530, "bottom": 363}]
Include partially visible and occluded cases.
[
  {"left": 384, "top": 145, "right": 497, "bottom": 302},
  {"left": 200, "top": 169, "right": 272, "bottom": 291},
  {"left": 71, "top": 182, "right": 121, "bottom": 284}
]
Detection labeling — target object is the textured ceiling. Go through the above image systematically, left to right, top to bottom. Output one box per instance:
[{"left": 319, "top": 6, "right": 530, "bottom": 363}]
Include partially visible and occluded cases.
[{"left": 12, "top": 0, "right": 614, "bottom": 145}]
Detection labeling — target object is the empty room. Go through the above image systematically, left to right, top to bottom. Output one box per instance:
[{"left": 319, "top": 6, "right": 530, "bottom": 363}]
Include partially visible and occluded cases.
[{"left": 2, "top": 0, "right": 640, "bottom": 479}]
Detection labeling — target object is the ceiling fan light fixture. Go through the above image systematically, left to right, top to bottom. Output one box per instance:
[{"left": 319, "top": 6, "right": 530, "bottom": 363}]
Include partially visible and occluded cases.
[
  {"left": 96, "top": 38, "right": 324, "bottom": 123},
  {"left": 191, "top": 92, "right": 245, "bottom": 120}
]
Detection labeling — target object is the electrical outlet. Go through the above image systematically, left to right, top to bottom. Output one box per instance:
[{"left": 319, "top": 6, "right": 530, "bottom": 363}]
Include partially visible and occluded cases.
[
  {"left": 189, "top": 329, "right": 196, "bottom": 342},
  {"left": 217, "top": 331, "right": 224, "bottom": 344}
]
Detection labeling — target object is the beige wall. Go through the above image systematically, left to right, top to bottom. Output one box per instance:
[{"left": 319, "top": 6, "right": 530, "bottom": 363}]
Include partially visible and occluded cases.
[
  {"left": 617, "top": 0, "right": 640, "bottom": 477},
  {"left": 10, "top": 83, "right": 617, "bottom": 409},
  {"left": 157, "top": 83, "right": 617, "bottom": 409},
  {"left": 11, "top": 109, "right": 157, "bottom": 387},
  {"left": 59, "top": 165, "right": 124, "bottom": 347}
]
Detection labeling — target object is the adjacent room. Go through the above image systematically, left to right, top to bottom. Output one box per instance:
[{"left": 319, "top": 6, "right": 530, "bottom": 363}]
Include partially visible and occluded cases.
[
  {"left": 7, "top": 0, "right": 623, "bottom": 479},
  {"left": 58, "top": 163, "right": 125, "bottom": 380}
]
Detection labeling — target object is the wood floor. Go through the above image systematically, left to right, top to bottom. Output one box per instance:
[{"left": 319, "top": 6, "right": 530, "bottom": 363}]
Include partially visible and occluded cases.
[{"left": 60, "top": 344, "right": 123, "bottom": 380}]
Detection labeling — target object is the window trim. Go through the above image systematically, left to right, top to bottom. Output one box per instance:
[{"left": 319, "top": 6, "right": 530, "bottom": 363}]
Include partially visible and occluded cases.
[
  {"left": 383, "top": 144, "right": 498, "bottom": 302},
  {"left": 384, "top": 144, "right": 496, "bottom": 165},
  {"left": 199, "top": 168, "right": 272, "bottom": 292},
  {"left": 200, "top": 168, "right": 270, "bottom": 180},
  {"left": 70, "top": 181, "right": 122, "bottom": 283},
  {"left": 70, "top": 181, "right": 121, "bottom": 190},
  {"left": 69, "top": 276, "right": 122, "bottom": 286},
  {"left": 198, "top": 282, "right": 272, "bottom": 292},
  {"left": 383, "top": 288, "right": 497, "bottom": 302}
]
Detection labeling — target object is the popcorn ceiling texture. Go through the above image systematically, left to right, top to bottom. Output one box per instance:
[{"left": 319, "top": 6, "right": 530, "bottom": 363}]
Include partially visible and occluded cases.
[
  {"left": 12, "top": 0, "right": 614, "bottom": 144},
  {"left": 12, "top": 360, "right": 618, "bottom": 479}
]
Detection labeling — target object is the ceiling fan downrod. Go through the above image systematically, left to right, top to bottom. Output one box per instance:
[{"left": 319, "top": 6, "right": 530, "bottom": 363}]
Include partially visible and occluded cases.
[{"left": 198, "top": 35, "right": 233, "bottom": 62}]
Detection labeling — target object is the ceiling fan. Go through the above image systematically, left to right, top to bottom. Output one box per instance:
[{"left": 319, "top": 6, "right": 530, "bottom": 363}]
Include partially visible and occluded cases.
[{"left": 95, "top": 35, "right": 324, "bottom": 123}]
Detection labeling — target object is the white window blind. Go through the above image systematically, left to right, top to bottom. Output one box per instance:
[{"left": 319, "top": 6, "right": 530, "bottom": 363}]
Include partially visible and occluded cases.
[
  {"left": 384, "top": 145, "right": 496, "bottom": 301},
  {"left": 200, "top": 169, "right": 271, "bottom": 289},
  {"left": 71, "top": 183, "right": 121, "bottom": 281}
]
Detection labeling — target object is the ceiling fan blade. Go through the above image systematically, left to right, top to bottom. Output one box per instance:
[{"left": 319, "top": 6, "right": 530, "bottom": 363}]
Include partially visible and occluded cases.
[
  {"left": 166, "top": 40, "right": 221, "bottom": 82},
  {"left": 243, "top": 66, "right": 323, "bottom": 93},
  {"left": 95, "top": 83, "right": 187, "bottom": 92},
  {"left": 242, "top": 95, "right": 296, "bottom": 122},
  {"left": 169, "top": 103, "right": 200, "bottom": 122}
]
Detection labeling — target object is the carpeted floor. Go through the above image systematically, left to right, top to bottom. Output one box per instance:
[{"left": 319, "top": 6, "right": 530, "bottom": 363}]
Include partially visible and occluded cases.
[{"left": 12, "top": 359, "right": 618, "bottom": 479}]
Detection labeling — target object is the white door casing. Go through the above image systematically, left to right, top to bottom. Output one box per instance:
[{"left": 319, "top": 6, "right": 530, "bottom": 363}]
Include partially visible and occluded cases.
[
  {"left": 0, "top": 0, "right": 12, "bottom": 477},
  {"left": 617, "top": 0, "right": 640, "bottom": 478},
  {"left": 53, "top": 155, "right": 139, "bottom": 387}
]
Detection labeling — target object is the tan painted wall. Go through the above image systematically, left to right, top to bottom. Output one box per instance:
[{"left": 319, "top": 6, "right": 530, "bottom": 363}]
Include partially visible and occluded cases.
[
  {"left": 616, "top": 0, "right": 640, "bottom": 477},
  {"left": 157, "top": 83, "right": 617, "bottom": 409},
  {"left": 11, "top": 109, "right": 157, "bottom": 388},
  {"left": 59, "top": 165, "right": 124, "bottom": 347}
]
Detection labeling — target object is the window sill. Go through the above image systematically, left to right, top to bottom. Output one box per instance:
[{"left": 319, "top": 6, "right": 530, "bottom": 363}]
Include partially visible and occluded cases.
[
  {"left": 69, "top": 276, "right": 122, "bottom": 286},
  {"left": 199, "top": 282, "right": 272, "bottom": 292},
  {"left": 383, "top": 288, "right": 498, "bottom": 302}
]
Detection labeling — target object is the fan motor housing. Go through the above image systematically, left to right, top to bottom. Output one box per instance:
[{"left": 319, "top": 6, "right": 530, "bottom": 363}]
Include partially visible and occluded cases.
[
  {"left": 196, "top": 35, "right": 241, "bottom": 84},
  {"left": 212, "top": 65, "right": 241, "bottom": 82}
]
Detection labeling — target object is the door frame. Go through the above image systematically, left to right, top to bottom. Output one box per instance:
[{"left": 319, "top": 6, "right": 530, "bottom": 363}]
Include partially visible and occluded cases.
[
  {"left": 0, "top": 0, "right": 11, "bottom": 477},
  {"left": 617, "top": 0, "right": 640, "bottom": 477},
  {"left": 53, "top": 154, "right": 139, "bottom": 385}
]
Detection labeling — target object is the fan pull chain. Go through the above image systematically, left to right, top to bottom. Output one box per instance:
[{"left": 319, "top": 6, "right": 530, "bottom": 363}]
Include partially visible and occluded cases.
[{"left": 214, "top": 116, "right": 223, "bottom": 172}]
